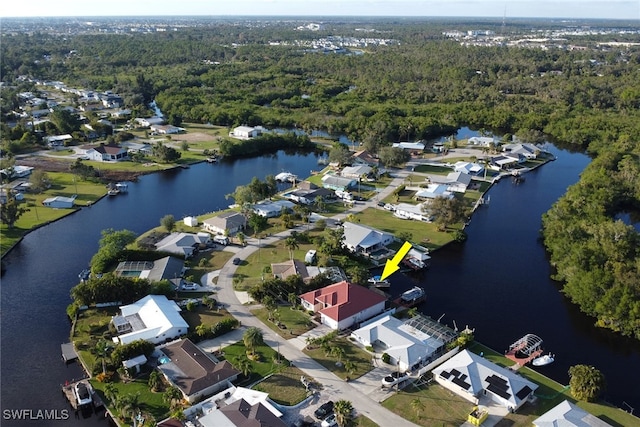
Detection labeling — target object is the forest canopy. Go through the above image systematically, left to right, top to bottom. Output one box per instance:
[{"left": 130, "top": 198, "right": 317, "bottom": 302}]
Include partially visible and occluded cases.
[{"left": 2, "top": 18, "right": 640, "bottom": 338}]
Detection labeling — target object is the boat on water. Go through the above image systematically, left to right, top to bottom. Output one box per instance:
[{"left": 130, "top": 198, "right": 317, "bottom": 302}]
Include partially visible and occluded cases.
[
  {"left": 275, "top": 172, "right": 297, "bottom": 183},
  {"left": 115, "top": 182, "right": 128, "bottom": 192},
  {"left": 107, "top": 188, "right": 119, "bottom": 196},
  {"left": 402, "top": 256, "right": 428, "bottom": 270},
  {"left": 78, "top": 269, "right": 90, "bottom": 282},
  {"left": 367, "top": 275, "right": 390, "bottom": 288},
  {"left": 397, "top": 286, "right": 426, "bottom": 307},
  {"left": 532, "top": 353, "right": 555, "bottom": 366}
]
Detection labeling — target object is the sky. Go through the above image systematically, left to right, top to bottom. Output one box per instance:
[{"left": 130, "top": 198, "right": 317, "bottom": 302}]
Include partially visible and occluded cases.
[{"left": 1, "top": 0, "right": 639, "bottom": 20}]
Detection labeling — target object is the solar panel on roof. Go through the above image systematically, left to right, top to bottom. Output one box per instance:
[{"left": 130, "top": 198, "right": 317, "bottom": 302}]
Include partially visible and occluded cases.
[
  {"left": 451, "top": 369, "right": 461, "bottom": 376},
  {"left": 440, "top": 371, "right": 451, "bottom": 379},
  {"left": 452, "top": 377, "right": 471, "bottom": 390},
  {"left": 487, "top": 383, "right": 511, "bottom": 400},
  {"left": 515, "top": 385, "right": 533, "bottom": 400}
]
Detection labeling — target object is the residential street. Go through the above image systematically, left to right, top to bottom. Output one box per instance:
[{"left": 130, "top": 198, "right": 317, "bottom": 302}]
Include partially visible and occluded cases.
[{"left": 204, "top": 169, "right": 420, "bottom": 426}]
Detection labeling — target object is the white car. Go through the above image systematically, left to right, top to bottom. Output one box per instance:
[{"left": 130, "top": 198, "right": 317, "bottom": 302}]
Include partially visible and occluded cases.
[
  {"left": 182, "top": 282, "right": 199, "bottom": 290},
  {"left": 381, "top": 371, "right": 409, "bottom": 387},
  {"left": 321, "top": 414, "right": 337, "bottom": 427}
]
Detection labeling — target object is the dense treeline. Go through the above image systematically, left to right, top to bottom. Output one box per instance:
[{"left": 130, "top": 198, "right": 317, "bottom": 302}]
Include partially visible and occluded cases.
[{"left": 2, "top": 20, "right": 640, "bottom": 338}]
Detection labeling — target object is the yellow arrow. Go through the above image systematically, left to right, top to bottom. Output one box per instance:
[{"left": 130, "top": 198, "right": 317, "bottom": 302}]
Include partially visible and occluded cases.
[{"left": 380, "top": 241, "right": 413, "bottom": 281}]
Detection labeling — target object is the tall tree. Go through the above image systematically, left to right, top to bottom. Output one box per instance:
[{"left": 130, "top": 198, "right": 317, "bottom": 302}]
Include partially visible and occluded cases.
[
  {"left": 0, "top": 196, "right": 29, "bottom": 228},
  {"left": 160, "top": 214, "right": 176, "bottom": 232},
  {"left": 284, "top": 236, "right": 299, "bottom": 260},
  {"left": 243, "top": 326, "right": 264, "bottom": 356},
  {"left": 568, "top": 364, "right": 606, "bottom": 402},
  {"left": 334, "top": 399, "right": 355, "bottom": 427}
]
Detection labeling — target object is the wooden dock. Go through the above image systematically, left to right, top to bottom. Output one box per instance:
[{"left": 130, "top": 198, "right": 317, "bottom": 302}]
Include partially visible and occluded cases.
[{"left": 61, "top": 342, "right": 79, "bottom": 363}]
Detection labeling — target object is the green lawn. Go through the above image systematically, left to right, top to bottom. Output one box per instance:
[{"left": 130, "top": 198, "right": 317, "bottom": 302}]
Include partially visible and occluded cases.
[
  {"left": 413, "top": 164, "right": 451, "bottom": 175},
  {"left": 353, "top": 207, "right": 456, "bottom": 250},
  {"left": 233, "top": 231, "right": 322, "bottom": 292},
  {"left": 180, "top": 305, "right": 235, "bottom": 330},
  {"left": 251, "top": 306, "right": 315, "bottom": 338},
  {"left": 303, "top": 336, "right": 373, "bottom": 380},
  {"left": 220, "top": 340, "right": 313, "bottom": 405},
  {"left": 253, "top": 367, "right": 313, "bottom": 406},
  {"left": 91, "top": 375, "right": 170, "bottom": 423},
  {"left": 382, "top": 382, "right": 473, "bottom": 427},
  {"left": 355, "top": 415, "right": 380, "bottom": 427}
]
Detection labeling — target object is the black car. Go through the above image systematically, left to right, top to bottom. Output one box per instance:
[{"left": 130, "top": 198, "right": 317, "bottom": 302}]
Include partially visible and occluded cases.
[
  {"left": 232, "top": 257, "right": 241, "bottom": 265},
  {"left": 314, "top": 401, "right": 334, "bottom": 419}
]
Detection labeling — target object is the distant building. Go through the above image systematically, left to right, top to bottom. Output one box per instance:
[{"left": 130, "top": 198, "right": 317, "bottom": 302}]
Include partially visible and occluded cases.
[
  {"left": 229, "top": 126, "right": 262, "bottom": 140},
  {"left": 86, "top": 143, "right": 129, "bottom": 162},
  {"left": 42, "top": 195, "right": 76, "bottom": 209},
  {"left": 342, "top": 222, "right": 394, "bottom": 256},
  {"left": 154, "top": 232, "right": 210, "bottom": 258}
]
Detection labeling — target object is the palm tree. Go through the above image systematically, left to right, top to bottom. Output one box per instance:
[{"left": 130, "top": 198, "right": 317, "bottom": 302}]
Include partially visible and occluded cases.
[
  {"left": 236, "top": 231, "right": 246, "bottom": 246},
  {"left": 284, "top": 236, "right": 299, "bottom": 260},
  {"left": 195, "top": 323, "right": 210, "bottom": 338},
  {"left": 243, "top": 326, "right": 264, "bottom": 356},
  {"left": 95, "top": 339, "right": 111, "bottom": 375},
  {"left": 331, "top": 347, "right": 346, "bottom": 365},
  {"left": 233, "top": 355, "right": 252, "bottom": 377},
  {"left": 343, "top": 360, "right": 356, "bottom": 377},
  {"left": 148, "top": 370, "right": 163, "bottom": 392},
  {"left": 103, "top": 383, "right": 118, "bottom": 405},
  {"left": 163, "top": 386, "right": 183, "bottom": 410},
  {"left": 117, "top": 392, "right": 140, "bottom": 421},
  {"left": 410, "top": 398, "right": 425, "bottom": 418},
  {"left": 334, "top": 399, "right": 355, "bottom": 427}
]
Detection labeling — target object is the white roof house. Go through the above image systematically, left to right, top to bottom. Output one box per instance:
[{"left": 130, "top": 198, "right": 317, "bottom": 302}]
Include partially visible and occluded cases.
[
  {"left": 229, "top": 126, "right": 262, "bottom": 139},
  {"left": 467, "top": 136, "right": 494, "bottom": 146},
  {"left": 392, "top": 142, "right": 425, "bottom": 151},
  {"left": 502, "top": 143, "right": 540, "bottom": 159},
  {"left": 453, "top": 161, "right": 485, "bottom": 176},
  {"left": 341, "top": 165, "right": 372, "bottom": 179},
  {"left": 434, "top": 171, "right": 472, "bottom": 193},
  {"left": 321, "top": 174, "right": 356, "bottom": 191},
  {"left": 415, "top": 184, "right": 454, "bottom": 200},
  {"left": 42, "top": 195, "right": 76, "bottom": 209},
  {"left": 252, "top": 199, "right": 295, "bottom": 218},
  {"left": 393, "top": 202, "right": 431, "bottom": 222},
  {"left": 202, "top": 211, "right": 247, "bottom": 236},
  {"left": 342, "top": 222, "right": 394, "bottom": 255},
  {"left": 154, "top": 232, "right": 210, "bottom": 258},
  {"left": 112, "top": 295, "right": 188, "bottom": 345},
  {"left": 351, "top": 314, "right": 455, "bottom": 372},
  {"left": 433, "top": 350, "right": 538, "bottom": 412},
  {"left": 533, "top": 400, "right": 613, "bottom": 427}
]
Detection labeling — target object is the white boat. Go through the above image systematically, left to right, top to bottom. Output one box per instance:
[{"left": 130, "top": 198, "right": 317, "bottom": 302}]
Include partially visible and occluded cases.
[
  {"left": 275, "top": 172, "right": 297, "bottom": 182},
  {"left": 115, "top": 182, "right": 128, "bottom": 193},
  {"left": 367, "top": 275, "right": 390, "bottom": 288},
  {"left": 399, "top": 286, "right": 426, "bottom": 305},
  {"left": 532, "top": 353, "right": 555, "bottom": 366}
]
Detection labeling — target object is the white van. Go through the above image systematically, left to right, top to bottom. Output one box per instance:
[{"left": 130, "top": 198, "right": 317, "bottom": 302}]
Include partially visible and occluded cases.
[{"left": 213, "top": 235, "right": 229, "bottom": 245}]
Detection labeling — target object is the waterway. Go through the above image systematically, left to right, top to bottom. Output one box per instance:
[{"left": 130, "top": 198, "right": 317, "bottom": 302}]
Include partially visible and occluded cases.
[
  {"left": 389, "top": 143, "right": 640, "bottom": 412},
  {"left": 1, "top": 144, "right": 639, "bottom": 426},
  {"left": 0, "top": 151, "right": 324, "bottom": 427}
]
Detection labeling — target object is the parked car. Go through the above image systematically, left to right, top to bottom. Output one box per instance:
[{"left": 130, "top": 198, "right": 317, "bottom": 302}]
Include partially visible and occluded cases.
[
  {"left": 377, "top": 201, "right": 385, "bottom": 207},
  {"left": 383, "top": 203, "right": 395, "bottom": 211},
  {"left": 232, "top": 257, "right": 241, "bottom": 265},
  {"left": 182, "top": 282, "right": 199, "bottom": 290},
  {"left": 381, "top": 371, "right": 409, "bottom": 387},
  {"left": 73, "top": 382, "right": 92, "bottom": 406},
  {"left": 314, "top": 401, "right": 334, "bottom": 419},
  {"left": 321, "top": 414, "right": 337, "bottom": 427},
  {"left": 293, "top": 417, "right": 315, "bottom": 427}
]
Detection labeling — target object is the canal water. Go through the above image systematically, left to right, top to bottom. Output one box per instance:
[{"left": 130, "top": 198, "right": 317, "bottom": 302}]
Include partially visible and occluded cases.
[
  {"left": 389, "top": 143, "right": 640, "bottom": 412},
  {"left": 1, "top": 145, "right": 639, "bottom": 426},
  {"left": 0, "top": 151, "right": 324, "bottom": 427}
]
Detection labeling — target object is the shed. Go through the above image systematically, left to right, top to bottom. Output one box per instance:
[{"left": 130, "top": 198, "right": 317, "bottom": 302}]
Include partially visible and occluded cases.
[
  {"left": 42, "top": 195, "right": 77, "bottom": 209},
  {"left": 183, "top": 216, "right": 199, "bottom": 227},
  {"left": 122, "top": 354, "right": 148, "bottom": 374}
]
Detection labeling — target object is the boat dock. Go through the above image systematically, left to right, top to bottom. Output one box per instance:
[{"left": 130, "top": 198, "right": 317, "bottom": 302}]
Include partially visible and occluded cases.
[
  {"left": 505, "top": 334, "right": 544, "bottom": 366},
  {"left": 61, "top": 342, "right": 79, "bottom": 363},
  {"left": 61, "top": 379, "right": 104, "bottom": 412}
]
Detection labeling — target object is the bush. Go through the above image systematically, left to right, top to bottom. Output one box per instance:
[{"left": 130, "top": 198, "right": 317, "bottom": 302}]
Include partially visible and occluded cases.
[
  {"left": 212, "top": 318, "right": 239, "bottom": 337},
  {"left": 365, "top": 346, "right": 374, "bottom": 352},
  {"left": 381, "top": 352, "right": 391, "bottom": 364}
]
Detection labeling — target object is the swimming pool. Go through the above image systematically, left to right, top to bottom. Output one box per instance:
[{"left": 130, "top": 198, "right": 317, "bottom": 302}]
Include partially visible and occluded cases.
[{"left": 158, "top": 356, "right": 171, "bottom": 364}]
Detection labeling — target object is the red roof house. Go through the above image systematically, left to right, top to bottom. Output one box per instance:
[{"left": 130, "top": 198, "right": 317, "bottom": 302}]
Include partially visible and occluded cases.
[{"left": 299, "top": 281, "right": 387, "bottom": 330}]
